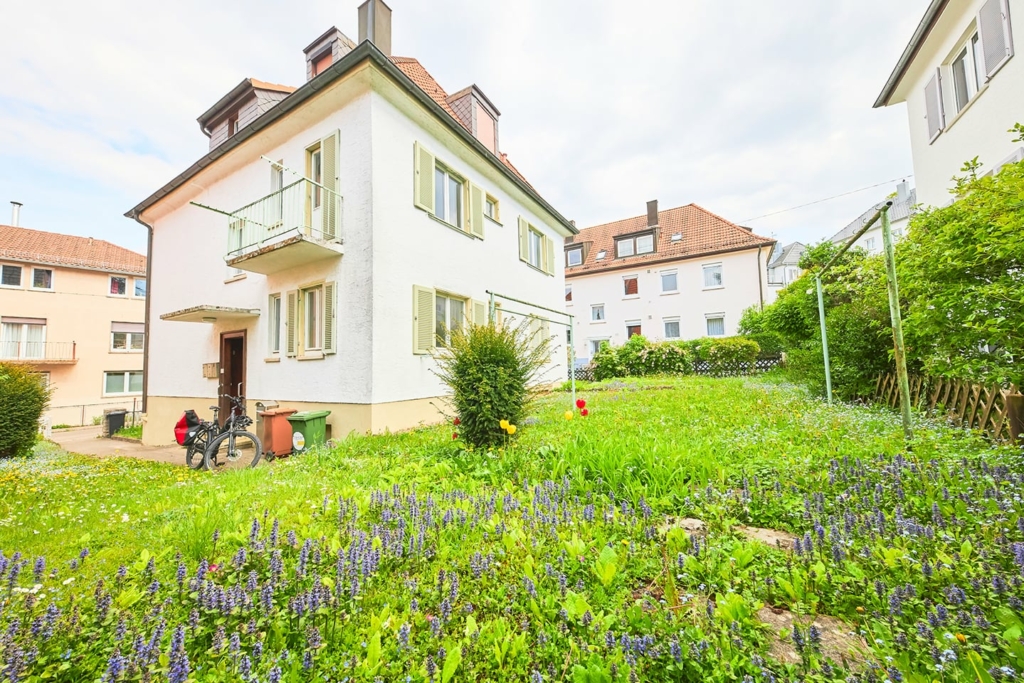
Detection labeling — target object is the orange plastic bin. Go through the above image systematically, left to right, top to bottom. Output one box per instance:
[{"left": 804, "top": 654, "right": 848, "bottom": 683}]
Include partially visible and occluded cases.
[{"left": 259, "top": 408, "right": 297, "bottom": 459}]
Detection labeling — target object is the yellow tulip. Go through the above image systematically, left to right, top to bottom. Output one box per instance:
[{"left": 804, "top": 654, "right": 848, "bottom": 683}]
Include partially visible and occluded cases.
[
  {"left": 564, "top": 411, "right": 574, "bottom": 420},
  {"left": 499, "top": 419, "right": 509, "bottom": 430},
  {"left": 507, "top": 425, "right": 517, "bottom": 435},
  {"left": 955, "top": 633, "right": 966, "bottom": 644}
]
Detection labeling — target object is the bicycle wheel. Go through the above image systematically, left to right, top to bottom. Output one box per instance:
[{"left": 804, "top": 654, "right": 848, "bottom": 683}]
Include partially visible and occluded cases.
[
  {"left": 204, "top": 430, "right": 263, "bottom": 469},
  {"left": 184, "top": 432, "right": 208, "bottom": 470}
]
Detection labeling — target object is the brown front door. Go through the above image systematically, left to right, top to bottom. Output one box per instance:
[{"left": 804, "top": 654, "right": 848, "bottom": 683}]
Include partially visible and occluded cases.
[{"left": 219, "top": 331, "right": 246, "bottom": 420}]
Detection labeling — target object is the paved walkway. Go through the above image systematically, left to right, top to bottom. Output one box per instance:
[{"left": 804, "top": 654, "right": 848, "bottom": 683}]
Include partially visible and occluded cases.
[{"left": 49, "top": 426, "right": 184, "bottom": 465}]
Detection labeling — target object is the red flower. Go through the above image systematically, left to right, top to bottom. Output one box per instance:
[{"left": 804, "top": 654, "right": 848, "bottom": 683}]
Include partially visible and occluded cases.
[
  {"left": 576, "top": 399, "right": 586, "bottom": 409},
  {"left": 580, "top": 408, "right": 589, "bottom": 417},
  {"left": 453, "top": 417, "right": 461, "bottom": 426},
  {"left": 452, "top": 432, "right": 459, "bottom": 440},
  {"left": 209, "top": 563, "right": 220, "bottom": 573}
]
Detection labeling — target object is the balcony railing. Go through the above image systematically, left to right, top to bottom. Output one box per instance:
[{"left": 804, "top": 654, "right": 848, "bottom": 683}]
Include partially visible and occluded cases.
[
  {"left": 224, "top": 179, "right": 343, "bottom": 274},
  {"left": 0, "top": 341, "right": 77, "bottom": 364}
]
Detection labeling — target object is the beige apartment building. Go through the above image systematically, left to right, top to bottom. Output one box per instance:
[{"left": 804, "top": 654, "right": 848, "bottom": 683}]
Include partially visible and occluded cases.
[{"left": 0, "top": 222, "right": 147, "bottom": 426}]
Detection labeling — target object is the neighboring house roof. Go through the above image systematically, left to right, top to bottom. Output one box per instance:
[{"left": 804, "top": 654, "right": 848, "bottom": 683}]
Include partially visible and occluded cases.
[
  {"left": 874, "top": 0, "right": 949, "bottom": 107},
  {"left": 129, "top": 42, "right": 568, "bottom": 231},
  {"left": 197, "top": 78, "right": 298, "bottom": 133},
  {"left": 829, "top": 187, "right": 918, "bottom": 245},
  {"left": 565, "top": 204, "right": 775, "bottom": 276},
  {"left": 0, "top": 225, "right": 146, "bottom": 275},
  {"left": 768, "top": 242, "right": 805, "bottom": 269}
]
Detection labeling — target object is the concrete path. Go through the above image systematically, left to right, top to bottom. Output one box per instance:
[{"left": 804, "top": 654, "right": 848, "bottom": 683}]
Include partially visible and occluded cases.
[{"left": 49, "top": 426, "right": 184, "bottom": 465}]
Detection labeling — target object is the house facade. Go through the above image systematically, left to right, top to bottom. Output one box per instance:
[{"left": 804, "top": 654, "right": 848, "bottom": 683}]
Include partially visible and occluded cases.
[
  {"left": 875, "top": 0, "right": 1021, "bottom": 207},
  {"left": 128, "top": 1, "right": 575, "bottom": 446},
  {"left": 828, "top": 181, "right": 917, "bottom": 255},
  {"left": 564, "top": 201, "right": 775, "bottom": 363},
  {"left": 0, "top": 222, "right": 146, "bottom": 427},
  {"left": 766, "top": 242, "right": 806, "bottom": 291}
]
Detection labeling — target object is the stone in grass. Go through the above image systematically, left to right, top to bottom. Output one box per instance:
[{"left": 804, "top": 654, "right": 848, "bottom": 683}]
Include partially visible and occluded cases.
[
  {"left": 657, "top": 517, "right": 707, "bottom": 537},
  {"left": 736, "top": 525, "right": 797, "bottom": 551},
  {"left": 758, "top": 606, "right": 868, "bottom": 668}
]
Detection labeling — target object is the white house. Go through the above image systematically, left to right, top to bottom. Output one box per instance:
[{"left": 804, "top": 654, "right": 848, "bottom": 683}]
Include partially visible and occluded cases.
[
  {"left": 875, "top": 0, "right": 1021, "bottom": 207},
  {"left": 127, "top": 1, "right": 575, "bottom": 446},
  {"left": 828, "top": 181, "right": 917, "bottom": 255},
  {"left": 563, "top": 201, "right": 775, "bottom": 363},
  {"left": 766, "top": 242, "right": 806, "bottom": 290}
]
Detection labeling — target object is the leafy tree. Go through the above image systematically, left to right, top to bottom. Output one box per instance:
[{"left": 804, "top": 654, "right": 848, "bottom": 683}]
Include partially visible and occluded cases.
[{"left": 0, "top": 362, "right": 51, "bottom": 458}]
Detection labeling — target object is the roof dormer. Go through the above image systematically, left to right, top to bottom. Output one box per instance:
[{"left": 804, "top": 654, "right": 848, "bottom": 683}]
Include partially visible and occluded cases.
[
  {"left": 303, "top": 27, "right": 357, "bottom": 81},
  {"left": 197, "top": 79, "right": 297, "bottom": 151},
  {"left": 446, "top": 85, "right": 501, "bottom": 154}
]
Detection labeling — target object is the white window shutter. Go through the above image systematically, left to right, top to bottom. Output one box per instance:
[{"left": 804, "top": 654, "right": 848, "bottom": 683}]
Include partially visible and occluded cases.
[
  {"left": 978, "top": 0, "right": 1014, "bottom": 79},
  {"left": 923, "top": 69, "right": 945, "bottom": 142},
  {"left": 320, "top": 130, "right": 340, "bottom": 240},
  {"left": 413, "top": 142, "right": 435, "bottom": 213},
  {"left": 468, "top": 182, "right": 485, "bottom": 238},
  {"left": 518, "top": 217, "right": 529, "bottom": 262},
  {"left": 543, "top": 235, "right": 555, "bottom": 275},
  {"left": 323, "top": 281, "right": 337, "bottom": 354},
  {"left": 412, "top": 285, "right": 436, "bottom": 354},
  {"left": 285, "top": 290, "right": 298, "bottom": 357},
  {"left": 472, "top": 299, "right": 487, "bottom": 326}
]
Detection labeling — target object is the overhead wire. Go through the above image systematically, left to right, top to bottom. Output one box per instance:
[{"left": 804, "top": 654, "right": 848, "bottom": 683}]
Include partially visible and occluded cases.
[{"left": 742, "top": 175, "right": 913, "bottom": 223}]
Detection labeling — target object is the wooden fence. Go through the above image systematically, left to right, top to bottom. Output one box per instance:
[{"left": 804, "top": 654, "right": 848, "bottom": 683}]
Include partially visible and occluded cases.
[{"left": 874, "top": 373, "right": 1022, "bottom": 443}]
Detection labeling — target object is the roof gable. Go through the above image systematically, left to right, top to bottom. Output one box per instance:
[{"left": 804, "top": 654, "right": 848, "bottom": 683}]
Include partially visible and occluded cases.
[{"left": 0, "top": 225, "right": 146, "bottom": 275}]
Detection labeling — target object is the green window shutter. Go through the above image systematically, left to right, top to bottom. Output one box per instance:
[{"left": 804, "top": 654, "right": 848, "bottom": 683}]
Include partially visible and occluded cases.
[
  {"left": 321, "top": 130, "right": 340, "bottom": 239},
  {"left": 413, "top": 142, "right": 435, "bottom": 213},
  {"left": 468, "top": 182, "right": 485, "bottom": 238},
  {"left": 518, "top": 217, "right": 529, "bottom": 262},
  {"left": 543, "top": 235, "right": 555, "bottom": 274},
  {"left": 323, "top": 281, "right": 337, "bottom": 354},
  {"left": 413, "top": 285, "right": 436, "bottom": 354},
  {"left": 286, "top": 290, "right": 298, "bottom": 357},
  {"left": 472, "top": 299, "right": 487, "bottom": 326}
]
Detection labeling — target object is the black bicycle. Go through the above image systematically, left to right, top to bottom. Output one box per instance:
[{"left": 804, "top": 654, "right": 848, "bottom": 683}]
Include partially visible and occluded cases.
[
  {"left": 202, "top": 395, "right": 263, "bottom": 470},
  {"left": 183, "top": 404, "right": 220, "bottom": 470}
]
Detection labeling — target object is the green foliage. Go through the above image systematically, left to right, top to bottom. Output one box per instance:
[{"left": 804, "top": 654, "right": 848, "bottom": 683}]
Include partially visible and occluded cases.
[
  {"left": 738, "top": 307, "right": 785, "bottom": 355},
  {"left": 433, "top": 320, "right": 551, "bottom": 449},
  {"left": 594, "top": 335, "right": 760, "bottom": 380},
  {"left": 689, "top": 337, "right": 761, "bottom": 375},
  {"left": 0, "top": 362, "right": 50, "bottom": 458},
  {"left": 114, "top": 424, "right": 143, "bottom": 440}
]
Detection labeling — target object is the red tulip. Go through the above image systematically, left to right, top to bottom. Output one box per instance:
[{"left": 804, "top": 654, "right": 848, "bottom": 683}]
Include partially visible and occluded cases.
[
  {"left": 576, "top": 399, "right": 586, "bottom": 409},
  {"left": 580, "top": 408, "right": 589, "bottom": 417},
  {"left": 453, "top": 417, "right": 461, "bottom": 426},
  {"left": 452, "top": 433, "right": 459, "bottom": 439}
]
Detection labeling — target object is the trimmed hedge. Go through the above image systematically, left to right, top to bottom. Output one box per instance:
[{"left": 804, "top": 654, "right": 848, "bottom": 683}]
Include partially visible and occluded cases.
[
  {"left": 591, "top": 336, "right": 760, "bottom": 380},
  {"left": 0, "top": 362, "right": 51, "bottom": 458}
]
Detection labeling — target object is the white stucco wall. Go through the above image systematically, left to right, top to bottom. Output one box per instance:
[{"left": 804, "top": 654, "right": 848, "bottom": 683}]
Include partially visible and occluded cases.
[
  {"left": 892, "top": 0, "right": 1023, "bottom": 207},
  {"left": 838, "top": 214, "right": 910, "bottom": 256},
  {"left": 566, "top": 247, "right": 770, "bottom": 362}
]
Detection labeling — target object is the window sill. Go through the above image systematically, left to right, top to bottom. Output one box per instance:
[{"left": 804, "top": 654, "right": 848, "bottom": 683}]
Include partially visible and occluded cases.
[
  {"left": 941, "top": 82, "right": 989, "bottom": 137},
  {"left": 425, "top": 212, "right": 481, "bottom": 240},
  {"left": 484, "top": 215, "right": 502, "bottom": 228},
  {"left": 520, "top": 260, "right": 552, "bottom": 277},
  {"left": 224, "top": 273, "right": 247, "bottom": 284},
  {"left": 702, "top": 286, "right": 725, "bottom": 291},
  {"left": 30, "top": 288, "right": 55, "bottom": 293},
  {"left": 661, "top": 291, "right": 679, "bottom": 296},
  {"left": 622, "top": 295, "right": 640, "bottom": 301},
  {"left": 590, "top": 320, "right": 606, "bottom": 325},
  {"left": 110, "top": 350, "right": 144, "bottom": 354},
  {"left": 298, "top": 351, "right": 325, "bottom": 361},
  {"left": 264, "top": 356, "right": 281, "bottom": 363}
]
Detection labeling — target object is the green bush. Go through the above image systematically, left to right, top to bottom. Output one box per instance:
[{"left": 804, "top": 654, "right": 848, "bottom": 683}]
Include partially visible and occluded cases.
[
  {"left": 433, "top": 321, "right": 551, "bottom": 449},
  {"left": 589, "top": 336, "right": 756, "bottom": 380},
  {"left": 690, "top": 337, "right": 761, "bottom": 375},
  {"left": 591, "top": 341, "right": 624, "bottom": 381},
  {"left": 638, "top": 341, "right": 694, "bottom": 375},
  {"left": 0, "top": 362, "right": 51, "bottom": 458}
]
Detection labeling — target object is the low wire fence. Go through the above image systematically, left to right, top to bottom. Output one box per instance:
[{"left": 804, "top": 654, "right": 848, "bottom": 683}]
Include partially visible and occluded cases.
[
  {"left": 568, "top": 354, "right": 783, "bottom": 382},
  {"left": 41, "top": 399, "right": 143, "bottom": 431}
]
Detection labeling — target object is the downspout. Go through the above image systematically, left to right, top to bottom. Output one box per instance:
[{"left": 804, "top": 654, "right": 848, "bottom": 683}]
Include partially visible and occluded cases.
[
  {"left": 130, "top": 212, "right": 154, "bottom": 415},
  {"left": 756, "top": 246, "right": 765, "bottom": 310}
]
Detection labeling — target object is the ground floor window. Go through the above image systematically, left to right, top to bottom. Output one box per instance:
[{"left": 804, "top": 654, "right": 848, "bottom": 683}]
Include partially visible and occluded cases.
[
  {"left": 303, "top": 285, "right": 323, "bottom": 351},
  {"left": 435, "top": 293, "right": 466, "bottom": 347},
  {"left": 269, "top": 294, "right": 282, "bottom": 354},
  {"left": 706, "top": 315, "right": 725, "bottom": 337},
  {"left": 664, "top": 319, "right": 680, "bottom": 339},
  {"left": 626, "top": 322, "right": 642, "bottom": 339},
  {"left": 589, "top": 339, "right": 609, "bottom": 356},
  {"left": 104, "top": 371, "right": 143, "bottom": 395}
]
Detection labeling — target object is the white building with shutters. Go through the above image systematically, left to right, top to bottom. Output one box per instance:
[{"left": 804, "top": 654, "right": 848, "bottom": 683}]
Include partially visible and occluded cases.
[
  {"left": 875, "top": 0, "right": 1022, "bottom": 208},
  {"left": 127, "top": 1, "right": 575, "bottom": 446},
  {"left": 564, "top": 201, "right": 776, "bottom": 364}
]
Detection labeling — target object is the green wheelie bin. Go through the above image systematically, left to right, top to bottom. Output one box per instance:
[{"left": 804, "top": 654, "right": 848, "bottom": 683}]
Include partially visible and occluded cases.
[{"left": 286, "top": 410, "right": 331, "bottom": 453}]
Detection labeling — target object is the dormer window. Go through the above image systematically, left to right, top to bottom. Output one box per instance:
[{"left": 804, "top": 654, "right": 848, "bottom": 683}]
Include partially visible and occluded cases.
[
  {"left": 312, "top": 51, "right": 333, "bottom": 77},
  {"left": 228, "top": 114, "right": 239, "bottom": 137},
  {"left": 615, "top": 232, "right": 655, "bottom": 258},
  {"left": 566, "top": 247, "right": 582, "bottom": 267}
]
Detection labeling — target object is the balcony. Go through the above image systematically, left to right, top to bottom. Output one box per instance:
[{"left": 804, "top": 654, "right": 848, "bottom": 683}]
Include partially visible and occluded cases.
[
  {"left": 225, "top": 179, "right": 344, "bottom": 275},
  {"left": 0, "top": 341, "right": 77, "bottom": 365}
]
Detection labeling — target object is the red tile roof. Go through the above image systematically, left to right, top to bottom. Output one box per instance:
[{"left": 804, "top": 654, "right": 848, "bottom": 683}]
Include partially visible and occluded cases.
[
  {"left": 392, "top": 56, "right": 534, "bottom": 189},
  {"left": 249, "top": 79, "right": 297, "bottom": 94},
  {"left": 565, "top": 204, "right": 775, "bottom": 276},
  {"left": 0, "top": 225, "right": 146, "bottom": 275}
]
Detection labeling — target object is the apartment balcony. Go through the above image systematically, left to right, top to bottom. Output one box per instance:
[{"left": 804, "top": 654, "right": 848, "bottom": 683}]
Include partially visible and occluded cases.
[
  {"left": 225, "top": 179, "right": 344, "bottom": 275},
  {"left": 0, "top": 341, "right": 77, "bottom": 365}
]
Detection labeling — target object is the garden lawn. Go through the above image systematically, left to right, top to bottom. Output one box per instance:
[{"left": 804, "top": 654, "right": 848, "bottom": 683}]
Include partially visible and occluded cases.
[{"left": 1, "top": 376, "right": 1022, "bottom": 682}]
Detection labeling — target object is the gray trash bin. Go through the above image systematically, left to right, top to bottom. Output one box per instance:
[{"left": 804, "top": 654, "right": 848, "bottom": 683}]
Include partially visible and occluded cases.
[{"left": 106, "top": 410, "right": 127, "bottom": 436}]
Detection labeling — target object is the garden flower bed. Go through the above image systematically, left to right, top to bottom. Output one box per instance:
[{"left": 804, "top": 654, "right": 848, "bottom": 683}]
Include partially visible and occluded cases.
[{"left": 0, "top": 377, "right": 1021, "bottom": 681}]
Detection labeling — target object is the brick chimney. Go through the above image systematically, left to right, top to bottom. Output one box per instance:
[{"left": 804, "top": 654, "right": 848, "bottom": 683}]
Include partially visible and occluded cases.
[
  {"left": 359, "top": 0, "right": 392, "bottom": 57},
  {"left": 303, "top": 27, "right": 356, "bottom": 81},
  {"left": 447, "top": 85, "right": 501, "bottom": 154}
]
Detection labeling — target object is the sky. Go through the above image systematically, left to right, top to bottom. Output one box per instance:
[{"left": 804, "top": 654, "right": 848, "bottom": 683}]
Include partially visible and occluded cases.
[{"left": 0, "top": 1, "right": 928, "bottom": 255}]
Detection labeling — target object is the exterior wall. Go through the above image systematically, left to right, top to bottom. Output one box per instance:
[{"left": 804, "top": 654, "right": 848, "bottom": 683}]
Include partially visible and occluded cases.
[
  {"left": 895, "top": 0, "right": 1023, "bottom": 207},
  {"left": 838, "top": 215, "right": 910, "bottom": 256},
  {"left": 566, "top": 247, "right": 770, "bottom": 362},
  {"left": 0, "top": 262, "right": 145, "bottom": 426}
]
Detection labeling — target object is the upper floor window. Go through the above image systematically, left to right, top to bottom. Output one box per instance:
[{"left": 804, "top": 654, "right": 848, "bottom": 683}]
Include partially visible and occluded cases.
[
  {"left": 950, "top": 33, "right": 984, "bottom": 114},
  {"left": 312, "top": 50, "right": 333, "bottom": 76},
  {"left": 227, "top": 114, "right": 239, "bottom": 137},
  {"left": 308, "top": 144, "right": 323, "bottom": 209},
  {"left": 434, "top": 165, "right": 464, "bottom": 229},
  {"left": 485, "top": 195, "right": 499, "bottom": 221},
  {"left": 527, "top": 227, "right": 543, "bottom": 269},
  {"left": 616, "top": 232, "right": 655, "bottom": 258},
  {"left": 566, "top": 247, "right": 582, "bottom": 267},
  {"left": 703, "top": 264, "right": 723, "bottom": 289},
  {"left": 1, "top": 265, "right": 22, "bottom": 288},
  {"left": 32, "top": 268, "right": 53, "bottom": 290},
  {"left": 661, "top": 271, "right": 678, "bottom": 293},
  {"left": 110, "top": 276, "right": 127, "bottom": 296},
  {"left": 623, "top": 276, "right": 638, "bottom": 296},
  {"left": 134, "top": 278, "right": 147, "bottom": 298},
  {"left": 285, "top": 282, "right": 336, "bottom": 358},
  {"left": 565, "top": 286, "right": 573, "bottom": 303},
  {"left": 269, "top": 294, "right": 282, "bottom": 355},
  {"left": 591, "top": 304, "right": 605, "bottom": 322},
  {"left": 0, "top": 317, "right": 45, "bottom": 360},
  {"left": 111, "top": 322, "right": 145, "bottom": 352}
]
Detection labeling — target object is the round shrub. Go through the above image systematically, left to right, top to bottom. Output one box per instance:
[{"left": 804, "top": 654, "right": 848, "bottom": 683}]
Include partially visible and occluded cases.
[
  {"left": 433, "top": 321, "right": 551, "bottom": 449},
  {"left": 0, "top": 362, "right": 51, "bottom": 458}
]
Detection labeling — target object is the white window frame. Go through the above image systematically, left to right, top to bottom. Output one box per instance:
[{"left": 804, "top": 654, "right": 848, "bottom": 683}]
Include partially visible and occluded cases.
[
  {"left": 945, "top": 29, "right": 984, "bottom": 116},
  {"left": 309, "top": 144, "right": 323, "bottom": 209},
  {"left": 433, "top": 164, "right": 465, "bottom": 229},
  {"left": 484, "top": 195, "right": 500, "bottom": 223},
  {"left": 528, "top": 228, "right": 543, "bottom": 269},
  {"left": 615, "top": 231, "right": 657, "bottom": 259},
  {"left": 864, "top": 237, "right": 876, "bottom": 251},
  {"left": 566, "top": 247, "right": 583, "bottom": 267},
  {"left": 702, "top": 263, "right": 724, "bottom": 290},
  {"left": 0, "top": 264, "right": 23, "bottom": 289},
  {"left": 31, "top": 268, "right": 54, "bottom": 291},
  {"left": 660, "top": 270, "right": 678, "bottom": 293},
  {"left": 622, "top": 275, "right": 639, "bottom": 298},
  {"left": 109, "top": 276, "right": 128, "bottom": 297},
  {"left": 133, "top": 278, "right": 147, "bottom": 298},
  {"left": 302, "top": 285, "right": 324, "bottom": 352},
  {"left": 565, "top": 285, "right": 573, "bottom": 304},
  {"left": 434, "top": 291, "right": 468, "bottom": 347},
  {"left": 269, "top": 294, "right": 282, "bottom": 355},
  {"left": 591, "top": 304, "right": 605, "bottom": 322},
  {"left": 705, "top": 313, "right": 726, "bottom": 338},
  {"left": 664, "top": 318, "right": 681, "bottom": 339},
  {"left": 625, "top": 320, "right": 642, "bottom": 339},
  {"left": 1, "top": 321, "right": 46, "bottom": 360},
  {"left": 111, "top": 331, "right": 144, "bottom": 353},
  {"left": 589, "top": 338, "right": 609, "bottom": 356},
  {"left": 103, "top": 371, "right": 143, "bottom": 397}
]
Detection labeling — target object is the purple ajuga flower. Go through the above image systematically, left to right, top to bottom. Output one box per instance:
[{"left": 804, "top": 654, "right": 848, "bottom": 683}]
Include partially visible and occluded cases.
[
  {"left": 32, "top": 557, "right": 45, "bottom": 582},
  {"left": 523, "top": 577, "right": 537, "bottom": 599},
  {"left": 167, "top": 625, "right": 190, "bottom": 683},
  {"left": 102, "top": 648, "right": 126, "bottom": 682},
  {"left": 267, "top": 665, "right": 282, "bottom": 683}
]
